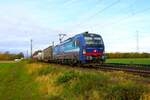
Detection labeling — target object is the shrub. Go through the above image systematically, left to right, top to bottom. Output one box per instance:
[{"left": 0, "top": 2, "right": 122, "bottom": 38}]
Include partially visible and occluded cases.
[
  {"left": 38, "top": 66, "right": 55, "bottom": 76},
  {"left": 56, "top": 71, "right": 79, "bottom": 84},
  {"left": 71, "top": 73, "right": 109, "bottom": 97},
  {"left": 106, "top": 81, "right": 148, "bottom": 100}
]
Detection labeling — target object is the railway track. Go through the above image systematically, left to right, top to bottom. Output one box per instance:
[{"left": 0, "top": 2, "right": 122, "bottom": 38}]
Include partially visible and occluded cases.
[
  {"left": 44, "top": 61, "right": 150, "bottom": 77},
  {"left": 81, "top": 63, "right": 150, "bottom": 77}
]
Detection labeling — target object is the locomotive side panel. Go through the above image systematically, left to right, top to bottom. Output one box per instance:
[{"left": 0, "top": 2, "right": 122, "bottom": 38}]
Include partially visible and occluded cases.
[{"left": 53, "top": 35, "right": 81, "bottom": 64}]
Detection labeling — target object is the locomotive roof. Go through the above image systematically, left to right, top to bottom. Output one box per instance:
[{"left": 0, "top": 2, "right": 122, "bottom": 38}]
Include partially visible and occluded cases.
[{"left": 55, "top": 32, "right": 102, "bottom": 46}]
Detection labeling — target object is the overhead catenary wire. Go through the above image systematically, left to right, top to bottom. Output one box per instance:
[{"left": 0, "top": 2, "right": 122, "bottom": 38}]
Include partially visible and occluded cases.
[
  {"left": 62, "top": 0, "right": 78, "bottom": 6},
  {"left": 63, "top": 0, "right": 104, "bottom": 31},
  {"left": 72, "top": 0, "right": 142, "bottom": 30},
  {"left": 76, "top": 0, "right": 121, "bottom": 28},
  {"left": 81, "top": 0, "right": 139, "bottom": 29},
  {"left": 83, "top": 0, "right": 150, "bottom": 30},
  {"left": 84, "top": 0, "right": 121, "bottom": 21},
  {"left": 92, "top": 0, "right": 150, "bottom": 28},
  {"left": 128, "top": 0, "right": 138, "bottom": 15},
  {"left": 100, "top": 6, "right": 150, "bottom": 28}
]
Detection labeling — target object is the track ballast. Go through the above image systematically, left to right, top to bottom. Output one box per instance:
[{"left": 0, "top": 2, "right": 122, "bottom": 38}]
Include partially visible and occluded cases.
[{"left": 79, "top": 63, "right": 150, "bottom": 77}]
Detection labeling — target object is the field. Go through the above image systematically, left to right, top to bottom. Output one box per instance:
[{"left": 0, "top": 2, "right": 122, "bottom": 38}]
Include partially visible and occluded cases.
[
  {"left": 106, "top": 58, "right": 150, "bottom": 65},
  {"left": 0, "top": 61, "right": 149, "bottom": 100},
  {"left": 0, "top": 62, "right": 45, "bottom": 100}
]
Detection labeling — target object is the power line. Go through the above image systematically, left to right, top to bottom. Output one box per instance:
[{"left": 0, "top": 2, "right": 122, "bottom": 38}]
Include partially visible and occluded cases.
[
  {"left": 63, "top": 0, "right": 78, "bottom": 6},
  {"left": 66, "top": 0, "right": 104, "bottom": 29},
  {"left": 75, "top": 0, "right": 144, "bottom": 30},
  {"left": 76, "top": 0, "right": 121, "bottom": 27},
  {"left": 83, "top": 0, "right": 138, "bottom": 29},
  {"left": 86, "top": 0, "right": 120, "bottom": 21},
  {"left": 129, "top": 0, "right": 138, "bottom": 15},
  {"left": 95, "top": 6, "right": 150, "bottom": 29},
  {"left": 136, "top": 31, "right": 139, "bottom": 52}
]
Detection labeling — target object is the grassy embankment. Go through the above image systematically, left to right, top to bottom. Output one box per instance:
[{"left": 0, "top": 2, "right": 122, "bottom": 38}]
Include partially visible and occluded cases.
[
  {"left": 106, "top": 58, "right": 150, "bottom": 65},
  {"left": 0, "top": 61, "right": 150, "bottom": 100},
  {"left": 0, "top": 61, "right": 45, "bottom": 100},
  {"left": 26, "top": 62, "right": 150, "bottom": 100}
]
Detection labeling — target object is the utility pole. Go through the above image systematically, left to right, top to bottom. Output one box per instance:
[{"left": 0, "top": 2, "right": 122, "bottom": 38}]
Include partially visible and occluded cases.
[
  {"left": 136, "top": 31, "right": 139, "bottom": 52},
  {"left": 59, "top": 34, "right": 66, "bottom": 43},
  {"left": 30, "top": 39, "right": 33, "bottom": 58},
  {"left": 52, "top": 41, "right": 54, "bottom": 47},
  {"left": 52, "top": 41, "right": 54, "bottom": 59},
  {"left": 27, "top": 50, "right": 28, "bottom": 59}
]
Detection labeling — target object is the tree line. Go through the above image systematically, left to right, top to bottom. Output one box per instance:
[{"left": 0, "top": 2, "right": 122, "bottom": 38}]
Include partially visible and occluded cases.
[
  {"left": 0, "top": 52, "right": 24, "bottom": 61},
  {"left": 106, "top": 52, "right": 150, "bottom": 58}
]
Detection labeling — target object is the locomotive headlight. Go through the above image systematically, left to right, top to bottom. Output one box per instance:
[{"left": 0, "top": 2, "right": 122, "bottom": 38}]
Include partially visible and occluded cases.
[
  {"left": 83, "top": 49, "right": 86, "bottom": 54},
  {"left": 93, "top": 49, "right": 97, "bottom": 53}
]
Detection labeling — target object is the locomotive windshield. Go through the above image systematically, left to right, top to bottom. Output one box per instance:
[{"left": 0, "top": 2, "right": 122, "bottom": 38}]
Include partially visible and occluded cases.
[{"left": 84, "top": 34, "right": 103, "bottom": 47}]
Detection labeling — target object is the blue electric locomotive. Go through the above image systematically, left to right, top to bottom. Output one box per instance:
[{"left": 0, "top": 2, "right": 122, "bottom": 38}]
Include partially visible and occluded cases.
[{"left": 53, "top": 32, "right": 105, "bottom": 64}]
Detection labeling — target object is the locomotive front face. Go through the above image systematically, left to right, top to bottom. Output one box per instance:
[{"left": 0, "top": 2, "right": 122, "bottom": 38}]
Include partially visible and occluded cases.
[{"left": 83, "top": 33, "right": 105, "bottom": 63}]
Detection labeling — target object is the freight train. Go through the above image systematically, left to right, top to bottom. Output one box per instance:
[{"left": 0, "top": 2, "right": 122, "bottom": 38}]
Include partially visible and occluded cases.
[{"left": 33, "top": 32, "right": 106, "bottom": 65}]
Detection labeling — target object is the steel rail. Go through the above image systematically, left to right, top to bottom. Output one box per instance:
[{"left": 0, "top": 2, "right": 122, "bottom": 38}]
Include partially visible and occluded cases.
[{"left": 85, "top": 63, "right": 150, "bottom": 77}]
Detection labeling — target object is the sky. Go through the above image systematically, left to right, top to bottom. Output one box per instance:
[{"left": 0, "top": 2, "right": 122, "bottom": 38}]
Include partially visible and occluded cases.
[{"left": 0, "top": 0, "right": 150, "bottom": 55}]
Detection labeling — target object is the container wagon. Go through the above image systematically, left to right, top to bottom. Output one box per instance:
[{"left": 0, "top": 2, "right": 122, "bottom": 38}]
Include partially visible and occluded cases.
[{"left": 42, "top": 46, "right": 53, "bottom": 62}]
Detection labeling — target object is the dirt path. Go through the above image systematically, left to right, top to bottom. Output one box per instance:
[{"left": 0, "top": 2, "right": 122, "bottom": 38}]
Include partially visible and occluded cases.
[{"left": 0, "top": 61, "right": 16, "bottom": 63}]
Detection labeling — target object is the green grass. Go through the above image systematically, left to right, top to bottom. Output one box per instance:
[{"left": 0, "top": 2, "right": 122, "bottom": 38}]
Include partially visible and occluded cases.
[
  {"left": 106, "top": 58, "right": 150, "bottom": 65},
  {"left": 0, "top": 61, "right": 150, "bottom": 100},
  {"left": 0, "top": 62, "right": 45, "bottom": 100},
  {"left": 27, "top": 63, "right": 150, "bottom": 100},
  {"left": 56, "top": 71, "right": 79, "bottom": 84}
]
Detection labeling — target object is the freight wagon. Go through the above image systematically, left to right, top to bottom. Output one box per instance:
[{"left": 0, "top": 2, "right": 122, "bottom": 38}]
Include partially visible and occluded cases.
[{"left": 42, "top": 46, "right": 53, "bottom": 62}]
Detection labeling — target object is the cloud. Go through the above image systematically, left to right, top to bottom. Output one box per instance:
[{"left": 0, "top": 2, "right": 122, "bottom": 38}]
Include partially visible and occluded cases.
[{"left": 0, "top": 0, "right": 150, "bottom": 54}]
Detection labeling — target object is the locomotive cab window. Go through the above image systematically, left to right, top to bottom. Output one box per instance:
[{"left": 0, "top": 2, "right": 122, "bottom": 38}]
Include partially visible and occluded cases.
[
  {"left": 84, "top": 35, "right": 103, "bottom": 47},
  {"left": 84, "top": 37, "right": 93, "bottom": 45},
  {"left": 93, "top": 37, "right": 103, "bottom": 45}
]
